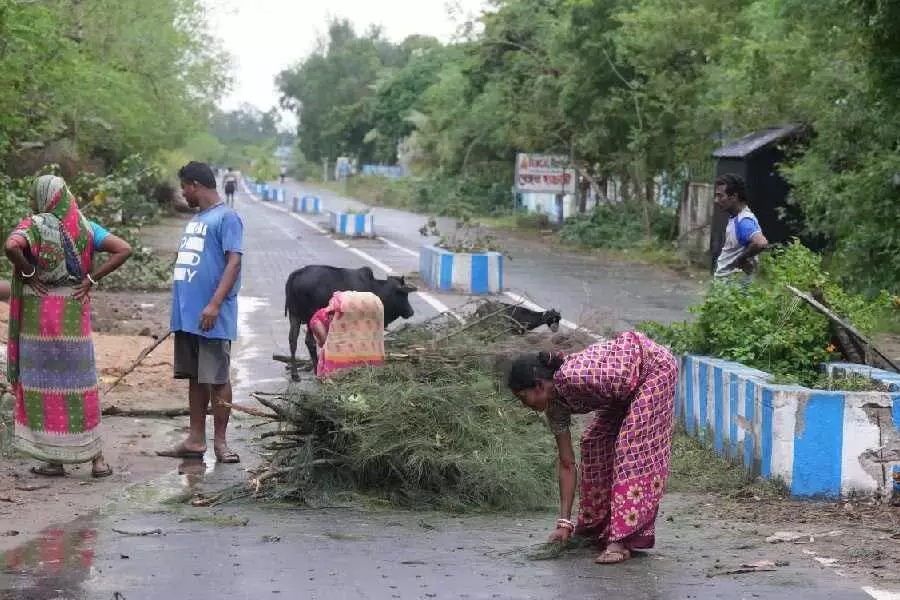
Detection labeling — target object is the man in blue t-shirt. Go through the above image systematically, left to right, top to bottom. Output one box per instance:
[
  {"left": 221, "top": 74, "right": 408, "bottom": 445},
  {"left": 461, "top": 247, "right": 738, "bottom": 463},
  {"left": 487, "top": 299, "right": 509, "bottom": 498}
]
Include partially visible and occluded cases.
[
  {"left": 157, "top": 161, "right": 244, "bottom": 464},
  {"left": 713, "top": 173, "right": 768, "bottom": 279}
]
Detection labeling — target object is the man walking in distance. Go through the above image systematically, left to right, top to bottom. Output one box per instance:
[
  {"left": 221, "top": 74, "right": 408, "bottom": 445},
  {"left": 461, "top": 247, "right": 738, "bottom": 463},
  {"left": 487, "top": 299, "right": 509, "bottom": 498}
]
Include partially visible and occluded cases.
[
  {"left": 158, "top": 161, "right": 244, "bottom": 463},
  {"left": 223, "top": 167, "right": 237, "bottom": 208},
  {"left": 713, "top": 173, "right": 768, "bottom": 280}
]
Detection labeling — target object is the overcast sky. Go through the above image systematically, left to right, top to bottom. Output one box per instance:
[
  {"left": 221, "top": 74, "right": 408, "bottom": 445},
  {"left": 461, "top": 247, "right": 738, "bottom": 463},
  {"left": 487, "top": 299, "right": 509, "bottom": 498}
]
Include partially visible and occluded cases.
[{"left": 206, "top": 0, "right": 488, "bottom": 130}]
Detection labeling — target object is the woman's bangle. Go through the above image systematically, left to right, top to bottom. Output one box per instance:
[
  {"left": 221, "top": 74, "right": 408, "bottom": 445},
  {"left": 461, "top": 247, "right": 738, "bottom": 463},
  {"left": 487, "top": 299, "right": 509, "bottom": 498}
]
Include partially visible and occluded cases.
[
  {"left": 21, "top": 267, "right": 36, "bottom": 279},
  {"left": 86, "top": 273, "right": 99, "bottom": 285},
  {"left": 556, "top": 518, "right": 575, "bottom": 532}
]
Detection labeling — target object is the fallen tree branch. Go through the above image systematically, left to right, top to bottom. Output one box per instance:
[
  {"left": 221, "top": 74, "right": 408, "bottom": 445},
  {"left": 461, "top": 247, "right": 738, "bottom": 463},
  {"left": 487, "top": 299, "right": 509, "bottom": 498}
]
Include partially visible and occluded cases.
[
  {"left": 787, "top": 285, "right": 900, "bottom": 373},
  {"left": 429, "top": 304, "right": 514, "bottom": 347},
  {"left": 103, "top": 331, "right": 172, "bottom": 394},
  {"left": 220, "top": 402, "right": 279, "bottom": 419},
  {"left": 102, "top": 406, "right": 191, "bottom": 418}
]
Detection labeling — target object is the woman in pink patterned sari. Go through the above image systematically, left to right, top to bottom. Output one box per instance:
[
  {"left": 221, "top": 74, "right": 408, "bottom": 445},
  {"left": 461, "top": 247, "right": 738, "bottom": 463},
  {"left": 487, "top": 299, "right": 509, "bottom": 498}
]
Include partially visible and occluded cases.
[
  {"left": 5, "top": 175, "right": 132, "bottom": 478},
  {"left": 507, "top": 331, "right": 677, "bottom": 564}
]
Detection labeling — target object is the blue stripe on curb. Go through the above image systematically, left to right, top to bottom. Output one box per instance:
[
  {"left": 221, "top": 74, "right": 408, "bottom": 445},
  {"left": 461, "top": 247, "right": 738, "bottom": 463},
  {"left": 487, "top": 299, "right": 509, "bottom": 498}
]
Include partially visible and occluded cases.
[
  {"left": 439, "top": 253, "right": 453, "bottom": 290},
  {"left": 470, "top": 254, "right": 488, "bottom": 294},
  {"left": 684, "top": 356, "right": 694, "bottom": 434},
  {"left": 698, "top": 362, "right": 708, "bottom": 441},
  {"left": 714, "top": 366, "right": 724, "bottom": 453},
  {"left": 729, "top": 373, "right": 739, "bottom": 458},
  {"left": 744, "top": 380, "right": 756, "bottom": 471},
  {"left": 761, "top": 388, "right": 774, "bottom": 478},
  {"left": 791, "top": 393, "right": 844, "bottom": 497},
  {"left": 893, "top": 394, "right": 900, "bottom": 432}
]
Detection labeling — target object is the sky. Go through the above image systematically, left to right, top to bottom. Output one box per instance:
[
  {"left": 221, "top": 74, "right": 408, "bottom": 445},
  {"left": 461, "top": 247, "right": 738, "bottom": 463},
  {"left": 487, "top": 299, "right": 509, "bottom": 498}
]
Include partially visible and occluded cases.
[{"left": 205, "top": 0, "right": 489, "bottom": 130}]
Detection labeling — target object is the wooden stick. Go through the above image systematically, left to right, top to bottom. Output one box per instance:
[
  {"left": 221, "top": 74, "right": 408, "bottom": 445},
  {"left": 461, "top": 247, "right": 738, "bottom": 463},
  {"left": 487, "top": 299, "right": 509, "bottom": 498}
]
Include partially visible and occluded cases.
[
  {"left": 786, "top": 285, "right": 900, "bottom": 373},
  {"left": 103, "top": 331, "right": 172, "bottom": 394},
  {"left": 273, "top": 354, "right": 311, "bottom": 366},
  {"left": 220, "top": 402, "right": 279, "bottom": 419},
  {"left": 102, "top": 406, "right": 190, "bottom": 418}
]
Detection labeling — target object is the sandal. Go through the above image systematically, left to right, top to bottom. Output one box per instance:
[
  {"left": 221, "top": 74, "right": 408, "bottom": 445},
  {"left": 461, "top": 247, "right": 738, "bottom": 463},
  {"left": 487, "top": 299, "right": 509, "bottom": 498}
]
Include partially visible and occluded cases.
[
  {"left": 214, "top": 448, "right": 240, "bottom": 464},
  {"left": 30, "top": 464, "right": 66, "bottom": 477},
  {"left": 91, "top": 465, "right": 113, "bottom": 478},
  {"left": 594, "top": 548, "right": 631, "bottom": 564}
]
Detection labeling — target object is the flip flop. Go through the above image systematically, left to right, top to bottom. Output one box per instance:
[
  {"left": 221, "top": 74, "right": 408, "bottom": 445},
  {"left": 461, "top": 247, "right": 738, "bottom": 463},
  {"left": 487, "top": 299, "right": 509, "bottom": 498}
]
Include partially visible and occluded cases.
[
  {"left": 156, "top": 444, "right": 206, "bottom": 459},
  {"left": 215, "top": 449, "right": 240, "bottom": 464},
  {"left": 30, "top": 465, "right": 65, "bottom": 477},
  {"left": 91, "top": 466, "right": 113, "bottom": 478},
  {"left": 594, "top": 548, "right": 631, "bottom": 564}
]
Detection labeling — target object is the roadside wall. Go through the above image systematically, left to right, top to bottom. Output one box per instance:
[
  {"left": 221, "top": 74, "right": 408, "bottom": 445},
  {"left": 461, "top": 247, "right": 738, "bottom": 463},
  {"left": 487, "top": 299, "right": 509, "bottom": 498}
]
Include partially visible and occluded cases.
[{"left": 677, "top": 355, "right": 900, "bottom": 499}]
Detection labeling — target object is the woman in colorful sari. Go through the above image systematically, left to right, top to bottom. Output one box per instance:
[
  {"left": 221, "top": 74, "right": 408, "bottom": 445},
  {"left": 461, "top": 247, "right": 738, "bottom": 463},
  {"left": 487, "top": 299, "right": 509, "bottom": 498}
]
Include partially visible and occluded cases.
[
  {"left": 5, "top": 175, "right": 132, "bottom": 478},
  {"left": 308, "top": 291, "right": 385, "bottom": 378},
  {"left": 507, "top": 331, "right": 677, "bottom": 564}
]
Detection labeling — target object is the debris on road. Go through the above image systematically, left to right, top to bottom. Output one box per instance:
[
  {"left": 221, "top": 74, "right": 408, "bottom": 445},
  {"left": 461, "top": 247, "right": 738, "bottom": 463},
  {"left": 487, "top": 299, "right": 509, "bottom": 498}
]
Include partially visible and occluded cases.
[
  {"left": 248, "top": 305, "right": 595, "bottom": 511},
  {"left": 111, "top": 527, "right": 163, "bottom": 536},
  {"left": 766, "top": 531, "right": 813, "bottom": 544}
]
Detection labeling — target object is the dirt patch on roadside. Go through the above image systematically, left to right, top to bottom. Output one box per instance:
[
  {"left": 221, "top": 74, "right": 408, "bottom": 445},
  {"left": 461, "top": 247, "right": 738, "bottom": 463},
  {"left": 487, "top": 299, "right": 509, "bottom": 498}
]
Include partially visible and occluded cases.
[{"left": 670, "top": 494, "right": 900, "bottom": 587}]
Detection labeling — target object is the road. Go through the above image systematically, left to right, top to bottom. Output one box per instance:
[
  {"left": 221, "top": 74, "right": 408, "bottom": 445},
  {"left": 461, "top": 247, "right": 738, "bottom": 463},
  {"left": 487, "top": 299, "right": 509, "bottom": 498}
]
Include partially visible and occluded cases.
[
  {"left": 259, "top": 177, "right": 703, "bottom": 333},
  {"left": 0, "top": 182, "right": 890, "bottom": 600}
]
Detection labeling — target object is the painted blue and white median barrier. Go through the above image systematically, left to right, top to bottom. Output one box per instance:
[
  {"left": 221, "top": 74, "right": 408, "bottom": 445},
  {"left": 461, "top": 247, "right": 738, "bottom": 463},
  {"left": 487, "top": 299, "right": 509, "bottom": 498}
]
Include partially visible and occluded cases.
[
  {"left": 293, "top": 195, "right": 321, "bottom": 214},
  {"left": 328, "top": 211, "right": 375, "bottom": 238},
  {"left": 418, "top": 245, "right": 504, "bottom": 295},
  {"left": 677, "top": 355, "right": 900, "bottom": 499}
]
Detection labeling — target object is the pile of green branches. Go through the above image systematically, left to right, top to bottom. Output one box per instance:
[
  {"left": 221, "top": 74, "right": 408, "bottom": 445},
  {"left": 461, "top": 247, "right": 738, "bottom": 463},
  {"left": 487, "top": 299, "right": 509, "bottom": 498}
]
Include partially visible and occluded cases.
[{"left": 251, "top": 311, "right": 594, "bottom": 512}]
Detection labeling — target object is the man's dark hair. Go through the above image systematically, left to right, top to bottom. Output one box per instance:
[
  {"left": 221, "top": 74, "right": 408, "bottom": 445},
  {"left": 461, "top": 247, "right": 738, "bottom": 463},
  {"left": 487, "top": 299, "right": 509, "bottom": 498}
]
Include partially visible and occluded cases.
[
  {"left": 178, "top": 161, "right": 216, "bottom": 189},
  {"left": 714, "top": 173, "right": 749, "bottom": 204}
]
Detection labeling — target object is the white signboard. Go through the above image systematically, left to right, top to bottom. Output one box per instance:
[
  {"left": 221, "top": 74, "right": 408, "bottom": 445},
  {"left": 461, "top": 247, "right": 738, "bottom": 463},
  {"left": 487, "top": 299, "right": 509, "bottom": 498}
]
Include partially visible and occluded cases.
[{"left": 514, "top": 153, "right": 575, "bottom": 193}]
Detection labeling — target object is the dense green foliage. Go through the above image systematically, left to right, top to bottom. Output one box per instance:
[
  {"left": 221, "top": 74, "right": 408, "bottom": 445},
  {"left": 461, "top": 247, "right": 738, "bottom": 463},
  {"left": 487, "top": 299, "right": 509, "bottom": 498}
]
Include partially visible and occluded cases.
[
  {"left": 0, "top": 0, "right": 227, "bottom": 172},
  {"left": 0, "top": 0, "right": 230, "bottom": 287},
  {"left": 279, "top": 2, "right": 900, "bottom": 286},
  {"left": 560, "top": 202, "right": 678, "bottom": 250},
  {"left": 640, "top": 242, "right": 891, "bottom": 386}
]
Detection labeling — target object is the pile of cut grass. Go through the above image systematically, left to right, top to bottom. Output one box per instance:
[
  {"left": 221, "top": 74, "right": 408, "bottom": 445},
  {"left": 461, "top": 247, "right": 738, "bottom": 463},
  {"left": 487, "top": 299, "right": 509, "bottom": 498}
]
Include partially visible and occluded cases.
[{"left": 252, "top": 317, "right": 596, "bottom": 512}]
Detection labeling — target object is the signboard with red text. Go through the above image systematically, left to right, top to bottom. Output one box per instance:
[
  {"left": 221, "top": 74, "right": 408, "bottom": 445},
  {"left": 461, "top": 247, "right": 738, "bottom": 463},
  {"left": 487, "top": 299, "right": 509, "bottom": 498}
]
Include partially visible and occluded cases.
[{"left": 514, "top": 153, "right": 574, "bottom": 193}]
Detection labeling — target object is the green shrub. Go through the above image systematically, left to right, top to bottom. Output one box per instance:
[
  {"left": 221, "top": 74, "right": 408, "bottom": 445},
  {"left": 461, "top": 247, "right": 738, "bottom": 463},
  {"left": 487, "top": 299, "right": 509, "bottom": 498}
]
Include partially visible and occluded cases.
[
  {"left": 559, "top": 201, "right": 678, "bottom": 250},
  {"left": 639, "top": 241, "right": 891, "bottom": 386}
]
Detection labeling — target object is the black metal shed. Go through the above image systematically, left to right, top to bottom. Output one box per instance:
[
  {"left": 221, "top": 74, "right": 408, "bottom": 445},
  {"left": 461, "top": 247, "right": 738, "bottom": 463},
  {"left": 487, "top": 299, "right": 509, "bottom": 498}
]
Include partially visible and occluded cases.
[{"left": 710, "top": 124, "right": 811, "bottom": 271}]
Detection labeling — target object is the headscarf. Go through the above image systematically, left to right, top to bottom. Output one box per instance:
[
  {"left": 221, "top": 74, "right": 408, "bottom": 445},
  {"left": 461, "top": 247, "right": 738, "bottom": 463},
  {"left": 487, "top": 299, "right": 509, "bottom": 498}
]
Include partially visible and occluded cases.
[
  {"left": 6, "top": 175, "right": 94, "bottom": 384},
  {"left": 14, "top": 175, "right": 94, "bottom": 284}
]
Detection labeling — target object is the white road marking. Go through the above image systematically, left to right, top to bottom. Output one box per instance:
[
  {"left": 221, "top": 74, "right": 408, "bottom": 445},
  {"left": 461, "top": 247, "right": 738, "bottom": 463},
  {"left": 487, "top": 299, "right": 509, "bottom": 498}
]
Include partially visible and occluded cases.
[
  {"left": 239, "top": 180, "right": 457, "bottom": 320},
  {"left": 378, "top": 236, "right": 419, "bottom": 257},
  {"left": 863, "top": 588, "right": 900, "bottom": 600}
]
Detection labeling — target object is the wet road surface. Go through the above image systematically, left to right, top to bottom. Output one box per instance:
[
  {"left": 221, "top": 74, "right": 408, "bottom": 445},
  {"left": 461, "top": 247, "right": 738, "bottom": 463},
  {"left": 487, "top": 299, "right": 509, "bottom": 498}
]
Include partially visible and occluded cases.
[
  {"left": 267, "top": 179, "right": 702, "bottom": 332},
  {"left": 0, "top": 182, "right": 886, "bottom": 600},
  {"left": 1, "top": 503, "right": 878, "bottom": 600}
]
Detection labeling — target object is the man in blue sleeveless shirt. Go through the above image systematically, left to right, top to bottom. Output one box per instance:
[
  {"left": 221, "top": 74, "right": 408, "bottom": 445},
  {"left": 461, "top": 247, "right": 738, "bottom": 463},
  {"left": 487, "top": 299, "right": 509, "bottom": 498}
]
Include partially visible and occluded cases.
[{"left": 158, "top": 162, "right": 244, "bottom": 464}]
